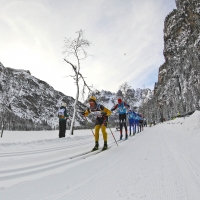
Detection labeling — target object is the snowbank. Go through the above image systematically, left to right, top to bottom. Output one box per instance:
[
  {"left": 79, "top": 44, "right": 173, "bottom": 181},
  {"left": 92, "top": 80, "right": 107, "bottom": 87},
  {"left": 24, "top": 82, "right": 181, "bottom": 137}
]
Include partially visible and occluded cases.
[{"left": 183, "top": 110, "right": 200, "bottom": 132}]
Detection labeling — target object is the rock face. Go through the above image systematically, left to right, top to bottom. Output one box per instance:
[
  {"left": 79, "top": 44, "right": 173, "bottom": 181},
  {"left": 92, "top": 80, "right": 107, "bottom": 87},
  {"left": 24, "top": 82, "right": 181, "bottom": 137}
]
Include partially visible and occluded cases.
[
  {"left": 154, "top": 0, "right": 200, "bottom": 117},
  {"left": 0, "top": 62, "right": 87, "bottom": 130}
]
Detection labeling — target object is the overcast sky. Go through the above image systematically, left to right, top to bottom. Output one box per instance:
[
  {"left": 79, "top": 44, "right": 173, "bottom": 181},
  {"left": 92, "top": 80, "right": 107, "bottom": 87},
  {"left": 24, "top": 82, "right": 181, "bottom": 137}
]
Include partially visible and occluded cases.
[{"left": 0, "top": 0, "right": 176, "bottom": 98}]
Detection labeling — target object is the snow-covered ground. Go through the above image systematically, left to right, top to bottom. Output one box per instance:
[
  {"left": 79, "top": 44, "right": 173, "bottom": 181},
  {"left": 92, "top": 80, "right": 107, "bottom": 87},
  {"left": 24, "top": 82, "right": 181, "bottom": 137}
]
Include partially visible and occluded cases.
[{"left": 0, "top": 111, "right": 200, "bottom": 200}]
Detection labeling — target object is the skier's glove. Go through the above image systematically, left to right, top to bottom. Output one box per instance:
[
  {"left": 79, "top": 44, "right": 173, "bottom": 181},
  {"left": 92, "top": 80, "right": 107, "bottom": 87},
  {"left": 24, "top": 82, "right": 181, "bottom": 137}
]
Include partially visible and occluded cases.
[{"left": 81, "top": 111, "right": 86, "bottom": 116}]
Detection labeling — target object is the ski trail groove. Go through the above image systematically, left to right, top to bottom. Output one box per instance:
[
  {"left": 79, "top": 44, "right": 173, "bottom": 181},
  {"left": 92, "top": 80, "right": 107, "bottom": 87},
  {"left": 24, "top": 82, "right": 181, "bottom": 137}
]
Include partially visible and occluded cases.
[
  {"left": 162, "top": 126, "right": 200, "bottom": 199},
  {"left": 54, "top": 137, "right": 137, "bottom": 200},
  {"left": 0, "top": 139, "right": 93, "bottom": 157},
  {"left": 0, "top": 140, "right": 121, "bottom": 181}
]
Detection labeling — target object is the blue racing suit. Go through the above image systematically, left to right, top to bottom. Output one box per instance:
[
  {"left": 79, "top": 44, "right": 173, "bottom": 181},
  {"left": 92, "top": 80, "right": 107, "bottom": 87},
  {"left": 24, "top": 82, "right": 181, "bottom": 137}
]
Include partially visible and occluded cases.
[{"left": 127, "top": 111, "right": 134, "bottom": 134}]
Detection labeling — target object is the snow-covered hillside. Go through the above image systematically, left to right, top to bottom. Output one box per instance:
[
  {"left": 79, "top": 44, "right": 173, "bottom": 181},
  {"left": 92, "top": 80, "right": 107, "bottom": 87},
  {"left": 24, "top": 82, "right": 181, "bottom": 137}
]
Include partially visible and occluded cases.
[
  {"left": 0, "top": 61, "right": 152, "bottom": 130},
  {"left": 0, "top": 62, "right": 89, "bottom": 129},
  {"left": 0, "top": 111, "right": 200, "bottom": 199}
]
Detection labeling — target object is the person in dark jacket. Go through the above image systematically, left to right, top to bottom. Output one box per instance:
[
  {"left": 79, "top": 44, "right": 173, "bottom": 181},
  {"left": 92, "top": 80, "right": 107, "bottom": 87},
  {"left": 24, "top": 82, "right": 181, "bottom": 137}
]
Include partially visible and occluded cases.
[{"left": 58, "top": 102, "right": 69, "bottom": 138}]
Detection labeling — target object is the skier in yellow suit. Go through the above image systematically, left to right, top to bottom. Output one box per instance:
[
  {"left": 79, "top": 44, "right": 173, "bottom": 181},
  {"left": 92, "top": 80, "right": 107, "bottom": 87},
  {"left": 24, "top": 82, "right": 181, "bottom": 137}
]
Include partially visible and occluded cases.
[{"left": 82, "top": 96, "right": 111, "bottom": 151}]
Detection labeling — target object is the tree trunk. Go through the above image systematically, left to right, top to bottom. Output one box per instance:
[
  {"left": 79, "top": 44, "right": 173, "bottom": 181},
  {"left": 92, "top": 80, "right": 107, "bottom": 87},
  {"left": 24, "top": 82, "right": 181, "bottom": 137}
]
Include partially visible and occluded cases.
[
  {"left": 70, "top": 75, "right": 79, "bottom": 135},
  {"left": 1, "top": 121, "right": 4, "bottom": 138}
]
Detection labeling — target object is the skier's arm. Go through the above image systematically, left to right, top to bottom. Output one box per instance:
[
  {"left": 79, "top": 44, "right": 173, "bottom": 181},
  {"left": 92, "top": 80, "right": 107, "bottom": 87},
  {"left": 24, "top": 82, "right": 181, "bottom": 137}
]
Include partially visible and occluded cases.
[
  {"left": 124, "top": 102, "right": 130, "bottom": 108},
  {"left": 111, "top": 104, "right": 118, "bottom": 111},
  {"left": 100, "top": 105, "right": 111, "bottom": 116},
  {"left": 82, "top": 108, "right": 90, "bottom": 117},
  {"left": 64, "top": 109, "right": 69, "bottom": 119},
  {"left": 132, "top": 111, "right": 136, "bottom": 115}
]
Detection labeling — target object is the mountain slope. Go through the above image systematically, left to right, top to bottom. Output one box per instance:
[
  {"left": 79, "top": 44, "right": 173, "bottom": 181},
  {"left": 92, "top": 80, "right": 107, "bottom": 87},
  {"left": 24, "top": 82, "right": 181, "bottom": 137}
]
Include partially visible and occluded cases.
[{"left": 0, "top": 62, "right": 87, "bottom": 129}]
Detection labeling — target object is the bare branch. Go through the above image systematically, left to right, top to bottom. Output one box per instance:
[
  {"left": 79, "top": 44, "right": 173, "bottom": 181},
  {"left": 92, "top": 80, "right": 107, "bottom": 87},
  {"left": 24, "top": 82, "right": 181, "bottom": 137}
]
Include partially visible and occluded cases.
[{"left": 63, "top": 30, "right": 93, "bottom": 134}]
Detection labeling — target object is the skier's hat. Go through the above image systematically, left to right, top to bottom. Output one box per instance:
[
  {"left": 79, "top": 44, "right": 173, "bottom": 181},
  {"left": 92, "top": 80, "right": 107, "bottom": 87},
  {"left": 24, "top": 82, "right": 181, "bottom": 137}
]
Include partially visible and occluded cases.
[
  {"left": 89, "top": 96, "right": 96, "bottom": 102},
  {"left": 118, "top": 98, "right": 122, "bottom": 103}
]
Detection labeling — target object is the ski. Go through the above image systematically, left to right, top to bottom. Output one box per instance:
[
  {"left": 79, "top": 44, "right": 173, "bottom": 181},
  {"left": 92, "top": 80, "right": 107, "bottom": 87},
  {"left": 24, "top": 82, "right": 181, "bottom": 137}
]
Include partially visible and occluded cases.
[
  {"left": 101, "top": 147, "right": 110, "bottom": 151},
  {"left": 91, "top": 148, "right": 99, "bottom": 152},
  {"left": 70, "top": 150, "right": 96, "bottom": 159}
]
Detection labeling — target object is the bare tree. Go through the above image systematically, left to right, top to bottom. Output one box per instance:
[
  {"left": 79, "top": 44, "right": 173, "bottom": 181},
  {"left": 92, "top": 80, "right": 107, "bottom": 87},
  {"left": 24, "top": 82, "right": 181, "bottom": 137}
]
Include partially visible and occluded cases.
[{"left": 63, "top": 30, "right": 92, "bottom": 135}]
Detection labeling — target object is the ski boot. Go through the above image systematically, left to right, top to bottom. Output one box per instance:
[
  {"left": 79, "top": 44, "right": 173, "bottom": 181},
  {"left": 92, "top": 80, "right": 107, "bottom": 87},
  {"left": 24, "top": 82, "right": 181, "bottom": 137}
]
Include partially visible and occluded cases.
[
  {"left": 120, "top": 134, "right": 123, "bottom": 140},
  {"left": 125, "top": 134, "right": 128, "bottom": 140},
  {"left": 92, "top": 141, "right": 99, "bottom": 151},
  {"left": 102, "top": 141, "right": 108, "bottom": 151}
]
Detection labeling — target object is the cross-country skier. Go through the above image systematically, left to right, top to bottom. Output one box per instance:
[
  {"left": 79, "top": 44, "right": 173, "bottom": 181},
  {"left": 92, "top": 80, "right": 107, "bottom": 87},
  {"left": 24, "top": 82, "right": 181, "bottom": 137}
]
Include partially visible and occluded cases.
[
  {"left": 82, "top": 96, "right": 111, "bottom": 151},
  {"left": 111, "top": 98, "right": 130, "bottom": 140},
  {"left": 58, "top": 102, "right": 69, "bottom": 138},
  {"left": 127, "top": 109, "right": 134, "bottom": 136},
  {"left": 132, "top": 110, "right": 137, "bottom": 135},
  {"left": 135, "top": 113, "right": 139, "bottom": 133},
  {"left": 138, "top": 114, "right": 144, "bottom": 132},
  {"left": 143, "top": 117, "right": 147, "bottom": 127}
]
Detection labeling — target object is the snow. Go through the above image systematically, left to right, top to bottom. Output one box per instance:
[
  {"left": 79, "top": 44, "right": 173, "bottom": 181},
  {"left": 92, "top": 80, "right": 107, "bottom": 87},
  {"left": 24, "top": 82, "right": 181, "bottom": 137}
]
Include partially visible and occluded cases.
[{"left": 0, "top": 111, "right": 200, "bottom": 199}]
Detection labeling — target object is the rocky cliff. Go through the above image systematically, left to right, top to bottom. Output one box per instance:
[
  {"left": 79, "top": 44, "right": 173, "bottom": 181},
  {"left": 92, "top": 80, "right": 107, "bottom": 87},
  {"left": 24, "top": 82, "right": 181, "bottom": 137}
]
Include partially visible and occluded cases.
[{"left": 154, "top": 0, "right": 200, "bottom": 118}]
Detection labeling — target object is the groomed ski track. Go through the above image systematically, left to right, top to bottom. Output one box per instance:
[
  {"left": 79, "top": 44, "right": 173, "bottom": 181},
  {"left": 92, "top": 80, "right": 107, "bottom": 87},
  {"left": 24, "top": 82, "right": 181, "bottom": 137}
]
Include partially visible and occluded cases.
[
  {"left": 1, "top": 121, "right": 200, "bottom": 200},
  {"left": 0, "top": 136, "right": 121, "bottom": 182}
]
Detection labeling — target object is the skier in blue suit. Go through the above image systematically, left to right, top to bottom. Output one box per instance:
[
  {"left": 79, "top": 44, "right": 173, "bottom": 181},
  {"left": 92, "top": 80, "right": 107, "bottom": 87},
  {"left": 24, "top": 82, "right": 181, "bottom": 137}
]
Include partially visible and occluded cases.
[
  {"left": 111, "top": 98, "right": 130, "bottom": 140},
  {"left": 127, "top": 109, "right": 134, "bottom": 136},
  {"left": 132, "top": 110, "right": 137, "bottom": 135},
  {"left": 135, "top": 113, "right": 140, "bottom": 133}
]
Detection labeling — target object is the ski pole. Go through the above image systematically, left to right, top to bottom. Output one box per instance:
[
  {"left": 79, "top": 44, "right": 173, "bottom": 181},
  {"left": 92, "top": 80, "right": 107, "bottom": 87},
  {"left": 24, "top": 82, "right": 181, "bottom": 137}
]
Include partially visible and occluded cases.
[
  {"left": 78, "top": 111, "right": 95, "bottom": 137},
  {"left": 84, "top": 116, "right": 95, "bottom": 137},
  {"left": 107, "top": 122, "right": 118, "bottom": 146}
]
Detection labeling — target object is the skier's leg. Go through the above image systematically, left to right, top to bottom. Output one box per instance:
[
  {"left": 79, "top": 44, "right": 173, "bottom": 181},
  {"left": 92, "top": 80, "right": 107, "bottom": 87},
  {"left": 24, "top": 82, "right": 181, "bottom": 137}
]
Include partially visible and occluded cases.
[
  {"left": 119, "top": 115, "right": 123, "bottom": 140},
  {"left": 123, "top": 115, "right": 128, "bottom": 139},
  {"left": 129, "top": 119, "right": 131, "bottom": 135},
  {"left": 63, "top": 120, "right": 66, "bottom": 137},
  {"left": 59, "top": 121, "right": 62, "bottom": 138},
  {"left": 60, "top": 121, "right": 65, "bottom": 138},
  {"left": 119, "top": 121, "right": 123, "bottom": 140},
  {"left": 119, "top": 121, "right": 123, "bottom": 133},
  {"left": 131, "top": 121, "right": 134, "bottom": 135},
  {"left": 133, "top": 121, "right": 136, "bottom": 134},
  {"left": 125, "top": 122, "right": 128, "bottom": 139},
  {"left": 133, "top": 123, "right": 135, "bottom": 135},
  {"left": 92, "top": 125, "right": 100, "bottom": 151},
  {"left": 94, "top": 125, "right": 100, "bottom": 142},
  {"left": 101, "top": 125, "right": 108, "bottom": 150},
  {"left": 101, "top": 125, "right": 107, "bottom": 142}
]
